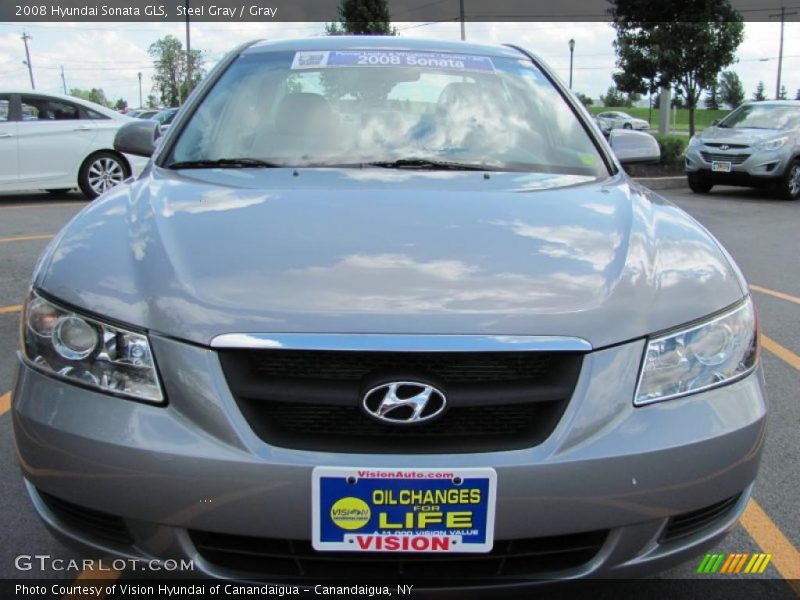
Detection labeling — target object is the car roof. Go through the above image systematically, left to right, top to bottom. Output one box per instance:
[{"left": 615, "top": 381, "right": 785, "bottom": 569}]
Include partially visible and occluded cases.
[
  {"left": 244, "top": 36, "right": 528, "bottom": 60},
  {"left": 1, "top": 90, "right": 126, "bottom": 119}
]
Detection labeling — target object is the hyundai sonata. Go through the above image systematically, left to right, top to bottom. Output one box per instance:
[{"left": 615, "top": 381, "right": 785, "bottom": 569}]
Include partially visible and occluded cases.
[{"left": 13, "top": 37, "right": 765, "bottom": 586}]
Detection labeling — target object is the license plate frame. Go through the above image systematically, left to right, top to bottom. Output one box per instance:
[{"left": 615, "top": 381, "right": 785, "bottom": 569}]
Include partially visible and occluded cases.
[
  {"left": 711, "top": 161, "right": 732, "bottom": 173},
  {"left": 312, "top": 467, "right": 497, "bottom": 553}
]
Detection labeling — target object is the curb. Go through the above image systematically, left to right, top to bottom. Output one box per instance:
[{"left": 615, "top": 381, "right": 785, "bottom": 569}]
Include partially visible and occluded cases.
[{"left": 632, "top": 176, "right": 687, "bottom": 190}]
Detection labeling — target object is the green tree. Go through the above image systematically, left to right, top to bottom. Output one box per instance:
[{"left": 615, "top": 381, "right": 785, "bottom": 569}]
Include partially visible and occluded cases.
[
  {"left": 326, "top": 0, "right": 395, "bottom": 35},
  {"left": 610, "top": 0, "right": 744, "bottom": 136},
  {"left": 148, "top": 35, "right": 205, "bottom": 106},
  {"left": 719, "top": 71, "right": 745, "bottom": 109},
  {"left": 704, "top": 79, "right": 720, "bottom": 110},
  {"left": 752, "top": 81, "right": 767, "bottom": 102},
  {"left": 600, "top": 85, "right": 627, "bottom": 107},
  {"left": 778, "top": 85, "right": 788, "bottom": 100},
  {"left": 69, "top": 87, "right": 109, "bottom": 107},
  {"left": 626, "top": 91, "right": 642, "bottom": 106},
  {"left": 575, "top": 92, "right": 594, "bottom": 106},
  {"left": 146, "top": 94, "right": 158, "bottom": 109},
  {"left": 114, "top": 98, "right": 127, "bottom": 111}
]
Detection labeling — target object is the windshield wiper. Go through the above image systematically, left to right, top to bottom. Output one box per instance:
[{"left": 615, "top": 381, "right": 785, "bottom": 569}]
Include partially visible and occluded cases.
[
  {"left": 166, "top": 158, "right": 284, "bottom": 169},
  {"left": 365, "top": 158, "right": 501, "bottom": 171}
]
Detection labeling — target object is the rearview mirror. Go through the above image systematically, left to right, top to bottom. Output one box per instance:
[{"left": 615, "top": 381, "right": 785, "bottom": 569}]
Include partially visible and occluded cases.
[
  {"left": 114, "top": 119, "right": 161, "bottom": 158},
  {"left": 608, "top": 130, "right": 660, "bottom": 165}
]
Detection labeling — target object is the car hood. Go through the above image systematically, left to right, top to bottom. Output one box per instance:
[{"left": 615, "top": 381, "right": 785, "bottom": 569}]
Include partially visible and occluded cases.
[
  {"left": 699, "top": 126, "right": 784, "bottom": 144},
  {"left": 36, "top": 168, "right": 745, "bottom": 349}
]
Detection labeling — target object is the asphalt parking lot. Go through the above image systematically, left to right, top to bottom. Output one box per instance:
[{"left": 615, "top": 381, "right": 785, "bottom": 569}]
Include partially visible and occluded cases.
[{"left": 0, "top": 186, "right": 798, "bottom": 596}]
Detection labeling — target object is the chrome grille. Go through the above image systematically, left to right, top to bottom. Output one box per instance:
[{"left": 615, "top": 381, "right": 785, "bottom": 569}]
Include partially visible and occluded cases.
[{"left": 700, "top": 152, "right": 750, "bottom": 165}]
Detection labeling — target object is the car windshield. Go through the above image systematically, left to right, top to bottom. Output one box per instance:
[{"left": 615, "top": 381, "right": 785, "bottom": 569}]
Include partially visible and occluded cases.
[
  {"left": 167, "top": 48, "right": 606, "bottom": 176},
  {"left": 719, "top": 104, "right": 800, "bottom": 130}
]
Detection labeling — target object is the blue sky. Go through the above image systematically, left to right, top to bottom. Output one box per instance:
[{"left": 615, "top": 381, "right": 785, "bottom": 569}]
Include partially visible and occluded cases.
[{"left": 0, "top": 21, "right": 797, "bottom": 107}]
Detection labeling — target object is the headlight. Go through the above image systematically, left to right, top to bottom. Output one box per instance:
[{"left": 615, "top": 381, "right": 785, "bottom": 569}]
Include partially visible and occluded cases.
[
  {"left": 688, "top": 135, "right": 701, "bottom": 147},
  {"left": 755, "top": 136, "right": 788, "bottom": 152},
  {"left": 21, "top": 292, "right": 163, "bottom": 403},
  {"left": 635, "top": 298, "right": 758, "bottom": 406}
]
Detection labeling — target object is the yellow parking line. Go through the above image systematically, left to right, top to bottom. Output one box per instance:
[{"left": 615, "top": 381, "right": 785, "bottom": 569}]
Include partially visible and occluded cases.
[
  {"left": 0, "top": 233, "right": 53, "bottom": 243},
  {"left": 751, "top": 284, "right": 800, "bottom": 307},
  {"left": 0, "top": 304, "right": 21, "bottom": 314},
  {"left": 762, "top": 334, "right": 800, "bottom": 371},
  {"left": 0, "top": 391, "right": 9, "bottom": 416},
  {"left": 741, "top": 500, "right": 800, "bottom": 595},
  {"left": 62, "top": 564, "right": 122, "bottom": 600}
]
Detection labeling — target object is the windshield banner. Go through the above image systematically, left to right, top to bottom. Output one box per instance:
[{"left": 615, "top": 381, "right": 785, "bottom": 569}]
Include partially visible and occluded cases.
[{"left": 292, "top": 50, "right": 496, "bottom": 73}]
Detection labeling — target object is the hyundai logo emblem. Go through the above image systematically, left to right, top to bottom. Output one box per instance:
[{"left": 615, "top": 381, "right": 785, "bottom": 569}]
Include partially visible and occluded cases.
[
  {"left": 720, "top": 144, "right": 730, "bottom": 151},
  {"left": 362, "top": 382, "right": 447, "bottom": 425}
]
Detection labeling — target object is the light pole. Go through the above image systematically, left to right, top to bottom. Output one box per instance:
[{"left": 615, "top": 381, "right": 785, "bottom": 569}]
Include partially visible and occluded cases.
[
  {"left": 185, "top": 0, "right": 192, "bottom": 102},
  {"left": 459, "top": 0, "right": 465, "bottom": 41},
  {"left": 769, "top": 7, "right": 797, "bottom": 99},
  {"left": 21, "top": 32, "right": 35, "bottom": 90},
  {"left": 568, "top": 38, "right": 575, "bottom": 89},
  {"left": 138, "top": 72, "right": 142, "bottom": 108}
]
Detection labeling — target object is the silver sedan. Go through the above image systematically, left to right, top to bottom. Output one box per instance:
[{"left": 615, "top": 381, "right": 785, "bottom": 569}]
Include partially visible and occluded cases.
[{"left": 12, "top": 36, "right": 764, "bottom": 587}]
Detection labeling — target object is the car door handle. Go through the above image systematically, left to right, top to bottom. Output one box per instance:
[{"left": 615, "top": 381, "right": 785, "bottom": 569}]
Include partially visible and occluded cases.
[
  {"left": 74, "top": 126, "right": 93, "bottom": 131},
  {"left": 0, "top": 132, "right": 13, "bottom": 138}
]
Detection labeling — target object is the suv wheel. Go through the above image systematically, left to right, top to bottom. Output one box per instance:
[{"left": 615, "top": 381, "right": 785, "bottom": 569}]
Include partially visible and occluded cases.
[
  {"left": 623, "top": 123, "right": 632, "bottom": 129},
  {"left": 78, "top": 152, "right": 129, "bottom": 199},
  {"left": 774, "top": 159, "right": 800, "bottom": 200},
  {"left": 687, "top": 172, "right": 714, "bottom": 194}
]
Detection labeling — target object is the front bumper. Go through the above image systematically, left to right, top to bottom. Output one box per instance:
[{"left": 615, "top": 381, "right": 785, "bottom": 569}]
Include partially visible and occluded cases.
[
  {"left": 685, "top": 144, "right": 788, "bottom": 179},
  {"left": 12, "top": 334, "right": 767, "bottom": 584}
]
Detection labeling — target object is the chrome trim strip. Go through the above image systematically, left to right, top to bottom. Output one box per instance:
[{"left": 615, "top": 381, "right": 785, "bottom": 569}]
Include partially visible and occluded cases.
[{"left": 209, "top": 333, "right": 592, "bottom": 352}]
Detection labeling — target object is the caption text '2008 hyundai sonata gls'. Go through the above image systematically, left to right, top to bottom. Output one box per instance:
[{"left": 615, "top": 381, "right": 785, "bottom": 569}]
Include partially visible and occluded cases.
[{"left": 13, "top": 37, "right": 765, "bottom": 587}]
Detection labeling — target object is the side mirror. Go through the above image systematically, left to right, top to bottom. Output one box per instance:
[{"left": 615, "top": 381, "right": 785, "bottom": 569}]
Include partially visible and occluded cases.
[
  {"left": 114, "top": 119, "right": 161, "bottom": 157},
  {"left": 608, "top": 130, "right": 660, "bottom": 165}
]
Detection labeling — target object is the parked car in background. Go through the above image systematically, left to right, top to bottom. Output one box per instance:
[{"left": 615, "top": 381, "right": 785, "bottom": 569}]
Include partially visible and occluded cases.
[
  {"left": 14, "top": 37, "right": 763, "bottom": 586},
  {"left": 0, "top": 91, "right": 148, "bottom": 198},
  {"left": 685, "top": 100, "right": 800, "bottom": 199},
  {"left": 150, "top": 107, "right": 180, "bottom": 133},
  {"left": 126, "top": 109, "right": 145, "bottom": 118},
  {"left": 135, "top": 109, "right": 159, "bottom": 119},
  {"left": 596, "top": 111, "right": 649, "bottom": 131},
  {"left": 593, "top": 116, "right": 612, "bottom": 137}
]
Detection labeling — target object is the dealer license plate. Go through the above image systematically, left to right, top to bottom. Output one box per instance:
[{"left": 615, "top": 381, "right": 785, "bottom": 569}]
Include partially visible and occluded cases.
[
  {"left": 712, "top": 161, "right": 732, "bottom": 173},
  {"left": 312, "top": 467, "right": 497, "bottom": 553}
]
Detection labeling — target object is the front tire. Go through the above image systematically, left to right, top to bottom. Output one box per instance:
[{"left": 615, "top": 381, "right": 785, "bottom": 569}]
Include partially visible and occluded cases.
[
  {"left": 623, "top": 122, "right": 633, "bottom": 130},
  {"left": 78, "top": 152, "right": 129, "bottom": 199},
  {"left": 774, "top": 159, "right": 800, "bottom": 200},
  {"left": 688, "top": 172, "right": 714, "bottom": 194}
]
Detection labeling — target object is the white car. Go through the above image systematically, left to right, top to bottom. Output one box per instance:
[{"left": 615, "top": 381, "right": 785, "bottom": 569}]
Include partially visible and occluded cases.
[
  {"left": 0, "top": 91, "right": 148, "bottom": 199},
  {"left": 596, "top": 111, "right": 650, "bottom": 131}
]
